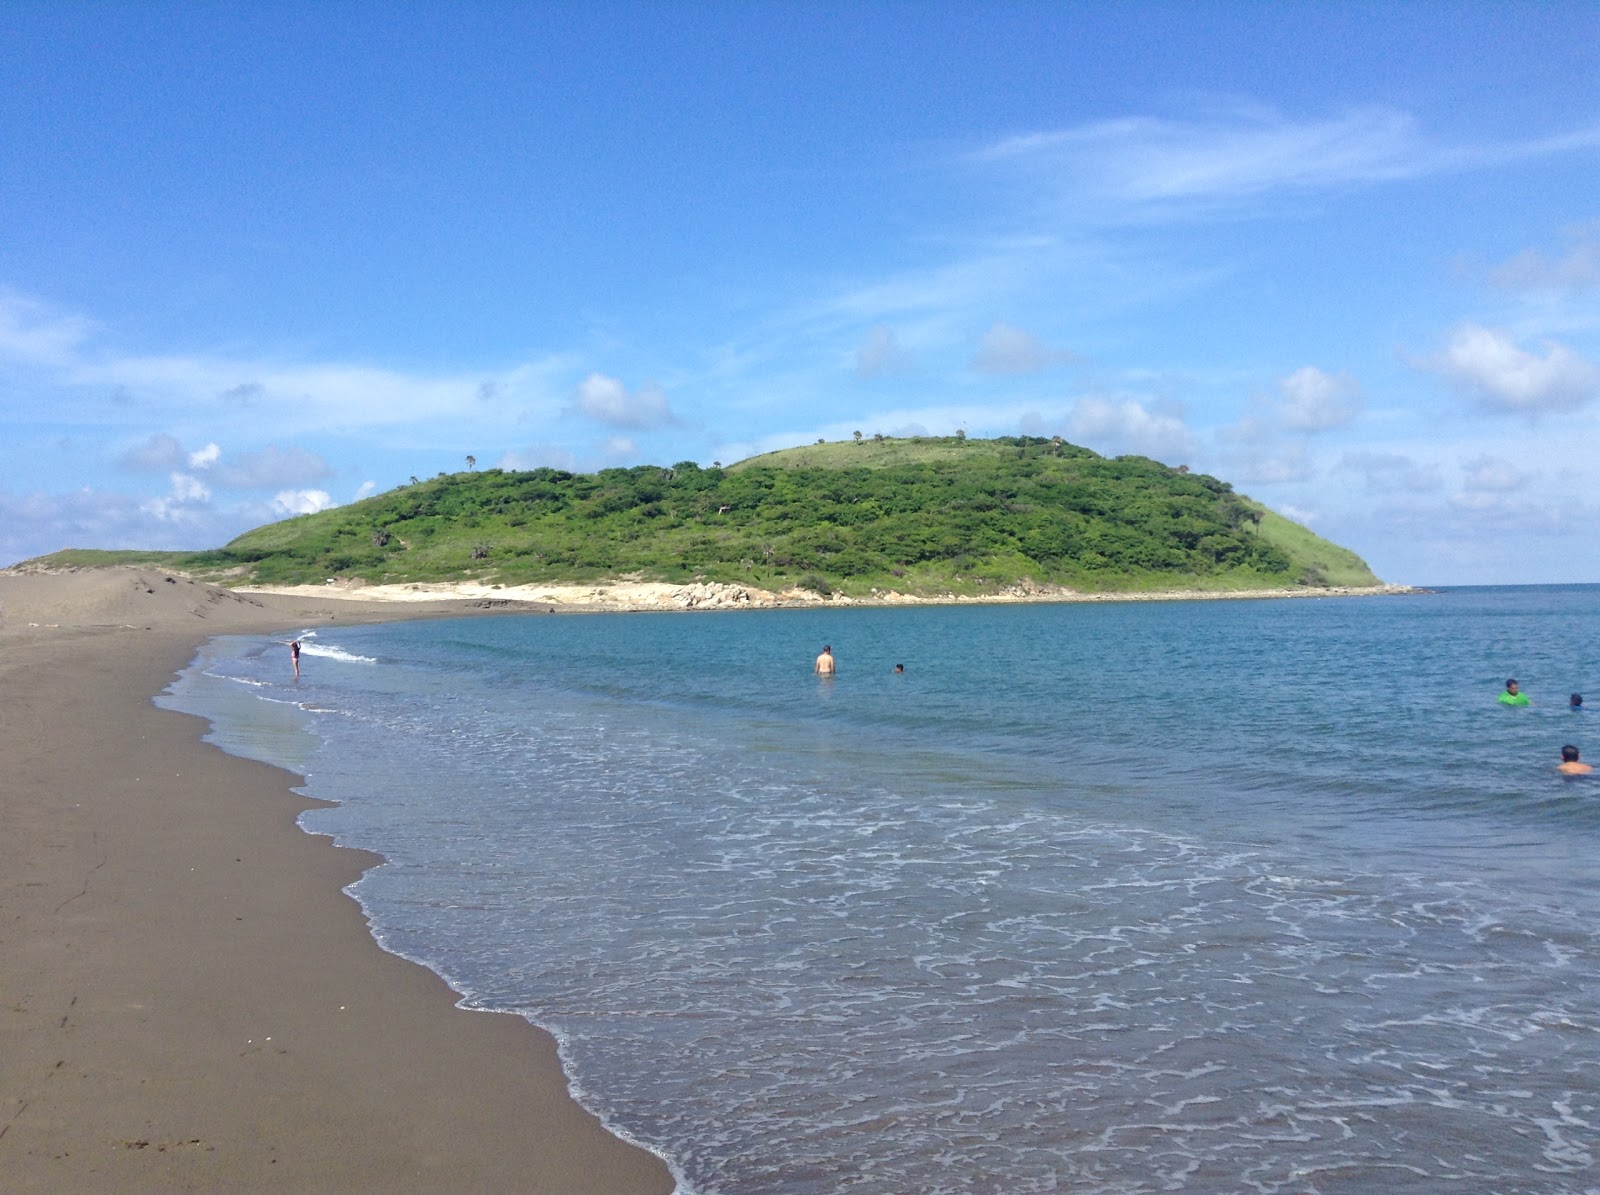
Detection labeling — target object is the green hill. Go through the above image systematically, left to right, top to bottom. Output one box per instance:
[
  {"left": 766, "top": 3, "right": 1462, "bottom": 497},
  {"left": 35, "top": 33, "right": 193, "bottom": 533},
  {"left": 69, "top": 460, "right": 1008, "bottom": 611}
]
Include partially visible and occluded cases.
[{"left": 22, "top": 435, "right": 1383, "bottom": 595}]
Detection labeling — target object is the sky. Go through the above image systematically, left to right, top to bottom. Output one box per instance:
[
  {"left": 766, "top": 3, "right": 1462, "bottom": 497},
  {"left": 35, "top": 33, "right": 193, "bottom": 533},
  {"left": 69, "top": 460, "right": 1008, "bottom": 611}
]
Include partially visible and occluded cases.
[{"left": 2, "top": 1, "right": 1598, "bottom": 585}]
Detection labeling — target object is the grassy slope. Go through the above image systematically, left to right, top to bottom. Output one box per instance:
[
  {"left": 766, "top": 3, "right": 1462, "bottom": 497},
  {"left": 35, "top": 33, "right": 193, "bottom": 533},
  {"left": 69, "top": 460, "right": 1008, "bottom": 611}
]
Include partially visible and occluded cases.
[
  {"left": 17, "top": 437, "right": 1383, "bottom": 594},
  {"left": 1245, "top": 502, "right": 1379, "bottom": 589}
]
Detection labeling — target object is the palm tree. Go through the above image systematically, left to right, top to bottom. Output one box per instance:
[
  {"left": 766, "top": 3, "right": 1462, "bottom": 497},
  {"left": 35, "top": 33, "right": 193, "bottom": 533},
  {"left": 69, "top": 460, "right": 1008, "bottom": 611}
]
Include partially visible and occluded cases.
[{"left": 466, "top": 455, "right": 476, "bottom": 471}]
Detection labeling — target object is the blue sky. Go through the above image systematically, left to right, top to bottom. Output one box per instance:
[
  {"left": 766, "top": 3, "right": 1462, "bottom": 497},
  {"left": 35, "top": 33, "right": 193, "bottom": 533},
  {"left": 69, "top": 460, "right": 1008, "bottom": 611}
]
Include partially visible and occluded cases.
[{"left": 3, "top": 1, "right": 1597, "bottom": 584}]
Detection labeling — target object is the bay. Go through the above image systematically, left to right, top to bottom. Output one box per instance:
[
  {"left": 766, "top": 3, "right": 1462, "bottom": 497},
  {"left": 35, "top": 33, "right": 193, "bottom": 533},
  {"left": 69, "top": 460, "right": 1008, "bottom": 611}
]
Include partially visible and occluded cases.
[{"left": 160, "top": 586, "right": 1600, "bottom": 1193}]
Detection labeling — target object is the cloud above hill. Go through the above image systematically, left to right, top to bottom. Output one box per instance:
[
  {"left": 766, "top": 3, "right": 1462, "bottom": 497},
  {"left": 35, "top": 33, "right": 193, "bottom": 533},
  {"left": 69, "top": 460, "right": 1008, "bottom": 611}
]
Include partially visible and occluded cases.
[
  {"left": 1419, "top": 323, "right": 1600, "bottom": 415},
  {"left": 572, "top": 373, "right": 676, "bottom": 428}
]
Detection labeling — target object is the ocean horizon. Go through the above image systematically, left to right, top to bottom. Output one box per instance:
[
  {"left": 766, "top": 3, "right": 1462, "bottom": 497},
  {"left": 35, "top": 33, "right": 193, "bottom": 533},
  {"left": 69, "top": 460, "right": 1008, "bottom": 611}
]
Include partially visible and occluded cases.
[{"left": 160, "top": 585, "right": 1600, "bottom": 1193}]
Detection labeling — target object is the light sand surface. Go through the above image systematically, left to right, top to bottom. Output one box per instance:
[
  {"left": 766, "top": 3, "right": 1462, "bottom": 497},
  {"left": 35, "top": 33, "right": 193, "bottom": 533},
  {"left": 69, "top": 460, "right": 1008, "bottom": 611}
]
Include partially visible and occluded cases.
[
  {"left": 0, "top": 568, "right": 674, "bottom": 1193},
  {"left": 244, "top": 576, "right": 1419, "bottom": 610}
]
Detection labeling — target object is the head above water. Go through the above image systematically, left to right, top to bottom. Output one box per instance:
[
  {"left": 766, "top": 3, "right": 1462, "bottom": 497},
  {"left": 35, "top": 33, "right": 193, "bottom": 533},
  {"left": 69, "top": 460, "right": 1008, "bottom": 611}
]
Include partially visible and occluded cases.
[
  {"left": 1505, "top": 679, "right": 1519, "bottom": 693},
  {"left": 1573, "top": 694, "right": 1584, "bottom": 707},
  {"left": 1562, "top": 745, "right": 1581, "bottom": 762}
]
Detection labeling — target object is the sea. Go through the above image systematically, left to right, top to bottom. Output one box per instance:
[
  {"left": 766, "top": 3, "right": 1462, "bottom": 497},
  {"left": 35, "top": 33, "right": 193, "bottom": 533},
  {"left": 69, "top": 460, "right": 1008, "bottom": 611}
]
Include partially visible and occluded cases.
[{"left": 157, "top": 586, "right": 1600, "bottom": 1195}]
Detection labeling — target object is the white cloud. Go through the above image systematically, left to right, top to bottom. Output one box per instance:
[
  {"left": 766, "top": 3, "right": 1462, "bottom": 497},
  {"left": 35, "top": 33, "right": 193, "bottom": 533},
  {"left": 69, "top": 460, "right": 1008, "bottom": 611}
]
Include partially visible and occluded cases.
[
  {"left": 971, "top": 322, "right": 1071, "bottom": 374},
  {"left": 1419, "top": 322, "right": 1600, "bottom": 414},
  {"left": 855, "top": 325, "right": 915, "bottom": 378},
  {"left": 1278, "top": 366, "right": 1361, "bottom": 431},
  {"left": 572, "top": 373, "right": 675, "bottom": 428},
  {"left": 1068, "top": 396, "right": 1198, "bottom": 461},
  {"left": 118, "top": 436, "right": 331, "bottom": 489},
  {"left": 601, "top": 436, "right": 638, "bottom": 459},
  {"left": 188, "top": 442, "right": 221, "bottom": 469},
  {"left": 1341, "top": 450, "right": 1443, "bottom": 494},
  {"left": 1461, "top": 455, "right": 1526, "bottom": 492},
  {"left": 139, "top": 471, "right": 216, "bottom": 524},
  {"left": 169, "top": 472, "right": 211, "bottom": 503},
  {"left": 352, "top": 480, "right": 377, "bottom": 502},
  {"left": 0, "top": 485, "right": 227, "bottom": 563},
  {"left": 271, "top": 489, "right": 333, "bottom": 516}
]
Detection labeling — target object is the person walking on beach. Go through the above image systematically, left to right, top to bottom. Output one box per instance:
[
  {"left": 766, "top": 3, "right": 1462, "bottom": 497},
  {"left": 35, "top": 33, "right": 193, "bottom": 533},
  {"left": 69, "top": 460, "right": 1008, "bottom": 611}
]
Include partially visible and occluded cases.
[
  {"left": 814, "top": 645, "right": 836, "bottom": 677},
  {"left": 1499, "top": 679, "right": 1529, "bottom": 706},
  {"left": 1558, "top": 745, "right": 1593, "bottom": 775}
]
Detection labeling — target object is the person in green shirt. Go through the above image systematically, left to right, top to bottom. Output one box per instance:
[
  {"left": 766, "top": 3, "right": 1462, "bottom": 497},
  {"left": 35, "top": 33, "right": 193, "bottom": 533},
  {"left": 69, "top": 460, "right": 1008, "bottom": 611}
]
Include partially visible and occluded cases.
[{"left": 1499, "top": 678, "right": 1530, "bottom": 706}]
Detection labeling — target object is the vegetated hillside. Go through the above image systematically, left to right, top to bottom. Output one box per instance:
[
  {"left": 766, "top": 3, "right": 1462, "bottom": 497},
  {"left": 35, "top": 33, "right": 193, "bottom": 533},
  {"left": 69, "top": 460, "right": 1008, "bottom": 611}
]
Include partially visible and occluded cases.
[{"left": 26, "top": 436, "right": 1383, "bottom": 595}]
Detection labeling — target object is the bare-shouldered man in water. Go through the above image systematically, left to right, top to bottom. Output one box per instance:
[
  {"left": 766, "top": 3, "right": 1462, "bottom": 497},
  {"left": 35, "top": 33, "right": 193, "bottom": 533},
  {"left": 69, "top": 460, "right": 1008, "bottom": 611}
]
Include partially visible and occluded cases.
[
  {"left": 814, "top": 644, "right": 836, "bottom": 677},
  {"left": 1558, "top": 745, "right": 1594, "bottom": 775}
]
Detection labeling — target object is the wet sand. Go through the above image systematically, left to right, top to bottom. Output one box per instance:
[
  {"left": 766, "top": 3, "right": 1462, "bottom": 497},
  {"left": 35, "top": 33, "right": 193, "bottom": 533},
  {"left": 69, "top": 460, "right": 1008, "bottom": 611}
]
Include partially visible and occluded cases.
[{"left": 0, "top": 569, "right": 674, "bottom": 1193}]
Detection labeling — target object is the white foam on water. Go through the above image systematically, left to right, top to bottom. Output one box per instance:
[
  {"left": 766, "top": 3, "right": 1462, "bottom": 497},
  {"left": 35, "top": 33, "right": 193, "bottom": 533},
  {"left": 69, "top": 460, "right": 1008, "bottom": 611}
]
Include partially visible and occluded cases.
[{"left": 297, "top": 642, "right": 379, "bottom": 665}]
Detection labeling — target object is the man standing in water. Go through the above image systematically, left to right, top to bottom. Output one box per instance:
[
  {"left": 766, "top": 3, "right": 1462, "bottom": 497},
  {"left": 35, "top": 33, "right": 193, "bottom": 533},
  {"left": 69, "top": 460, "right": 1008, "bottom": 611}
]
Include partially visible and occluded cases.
[
  {"left": 290, "top": 638, "right": 301, "bottom": 679},
  {"left": 814, "top": 644, "right": 836, "bottom": 677}
]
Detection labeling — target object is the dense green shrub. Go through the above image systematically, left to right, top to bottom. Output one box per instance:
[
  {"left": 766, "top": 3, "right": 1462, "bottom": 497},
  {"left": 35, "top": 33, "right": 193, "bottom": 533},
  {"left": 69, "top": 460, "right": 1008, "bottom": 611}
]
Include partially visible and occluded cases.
[{"left": 89, "top": 435, "right": 1379, "bottom": 594}]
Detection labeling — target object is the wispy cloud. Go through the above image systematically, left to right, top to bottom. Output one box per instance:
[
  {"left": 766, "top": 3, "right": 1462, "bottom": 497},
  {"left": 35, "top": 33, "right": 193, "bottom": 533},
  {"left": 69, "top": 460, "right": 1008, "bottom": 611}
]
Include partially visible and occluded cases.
[
  {"left": 974, "top": 107, "right": 1600, "bottom": 221},
  {"left": 1487, "top": 225, "right": 1600, "bottom": 293},
  {"left": 0, "top": 290, "right": 576, "bottom": 435},
  {"left": 0, "top": 290, "right": 96, "bottom": 367},
  {"left": 971, "top": 322, "right": 1073, "bottom": 375},
  {"left": 855, "top": 325, "right": 916, "bottom": 378},
  {"left": 1340, "top": 450, "right": 1443, "bottom": 495},
  {"left": 1460, "top": 454, "right": 1526, "bottom": 492}
]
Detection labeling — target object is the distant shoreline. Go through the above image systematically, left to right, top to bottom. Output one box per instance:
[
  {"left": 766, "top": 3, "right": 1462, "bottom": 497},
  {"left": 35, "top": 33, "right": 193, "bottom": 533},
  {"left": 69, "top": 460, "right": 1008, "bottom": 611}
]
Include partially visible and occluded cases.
[{"left": 239, "top": 577, "right": 1426, "bottom": 614}]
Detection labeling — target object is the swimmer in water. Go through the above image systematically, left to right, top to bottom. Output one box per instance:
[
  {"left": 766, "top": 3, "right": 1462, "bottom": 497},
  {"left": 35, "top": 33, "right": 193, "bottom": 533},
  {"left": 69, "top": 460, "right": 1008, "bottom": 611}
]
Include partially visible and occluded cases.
[
  {"left": 813, "top": 644, "right": 836, "bottom": 677},
  {"left": 1499, "top": 679, "right": 1530, "bottom": 706},
  {"left": 1572, "top": 693, "right": 1585, "bottom": 711},
  {"left": 1558, "top": 745, "right": 1593, "bottom": 775}
]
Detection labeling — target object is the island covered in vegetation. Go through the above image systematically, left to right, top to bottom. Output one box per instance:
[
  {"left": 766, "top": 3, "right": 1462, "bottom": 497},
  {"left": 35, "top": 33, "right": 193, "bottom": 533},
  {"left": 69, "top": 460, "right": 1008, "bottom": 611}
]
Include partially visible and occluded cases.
[{"left": 25, "top": 435, "right": 1384, "bottom": 598}]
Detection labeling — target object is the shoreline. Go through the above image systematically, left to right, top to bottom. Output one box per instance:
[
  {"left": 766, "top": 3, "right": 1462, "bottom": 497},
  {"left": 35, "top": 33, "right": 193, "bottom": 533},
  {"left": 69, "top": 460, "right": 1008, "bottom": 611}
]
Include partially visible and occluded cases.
[
  {"left": 0, "top": 562, "right": 1418, "bottom": 1190},
  {"left": 0, "top": 568, "right": 674, "bottom": 1193},
  {"left": 236, "top": 576, "right": 1424, "bottom": 613}
]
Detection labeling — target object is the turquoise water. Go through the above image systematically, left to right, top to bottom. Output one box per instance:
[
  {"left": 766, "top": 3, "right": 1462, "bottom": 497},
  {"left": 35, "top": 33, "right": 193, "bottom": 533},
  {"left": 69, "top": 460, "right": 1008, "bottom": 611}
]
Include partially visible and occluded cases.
[{"left": 161, "top": 588, "right": 1600, "bottom": 1193}]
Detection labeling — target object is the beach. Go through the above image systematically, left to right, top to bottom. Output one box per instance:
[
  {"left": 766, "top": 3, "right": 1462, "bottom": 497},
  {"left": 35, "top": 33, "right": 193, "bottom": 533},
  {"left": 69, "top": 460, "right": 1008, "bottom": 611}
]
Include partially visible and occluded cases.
[
  {"left": 0, "top": 568, "right": 673, "bottom": 1193},
  {"left": 7, "top": 568, "right": 1596, "bottom": 1191},
  {"left": 238, "top": 576, "right": 1419, "bottom": 612}
]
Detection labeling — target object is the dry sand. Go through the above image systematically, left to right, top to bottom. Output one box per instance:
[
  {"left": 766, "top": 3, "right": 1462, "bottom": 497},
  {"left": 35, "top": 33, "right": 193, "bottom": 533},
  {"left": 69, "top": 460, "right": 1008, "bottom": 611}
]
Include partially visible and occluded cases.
[{"left": 0, "top": 568, "right": 674, "bottom": 1193}]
